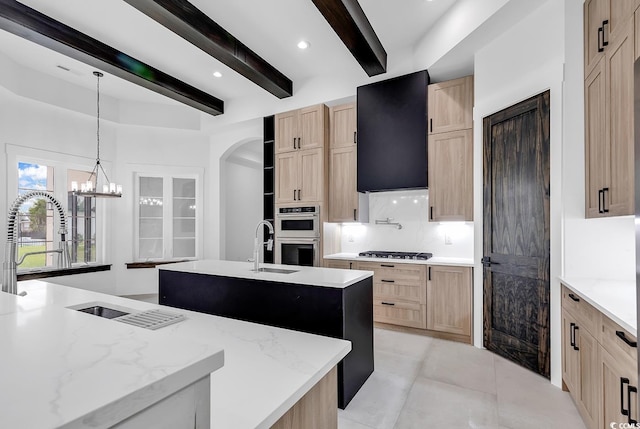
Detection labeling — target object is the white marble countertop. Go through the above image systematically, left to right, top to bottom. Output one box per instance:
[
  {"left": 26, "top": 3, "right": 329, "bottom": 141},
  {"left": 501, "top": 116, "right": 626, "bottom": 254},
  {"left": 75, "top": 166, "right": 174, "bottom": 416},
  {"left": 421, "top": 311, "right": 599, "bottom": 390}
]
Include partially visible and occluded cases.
[
  {"left": 324, "top": 253, "right": 475, "bottom": 267},
  {"left": 160, "top": 259, "right": 373, "bottom": 288},
  {"left": 560, "top": 276, "right": 636, "bottom": 336},
  {"left": 0, "top": 280, "right": 224, "bottom": 429},
  {"left": 3, "top": 280, "right": 351, "bottom": 429}
]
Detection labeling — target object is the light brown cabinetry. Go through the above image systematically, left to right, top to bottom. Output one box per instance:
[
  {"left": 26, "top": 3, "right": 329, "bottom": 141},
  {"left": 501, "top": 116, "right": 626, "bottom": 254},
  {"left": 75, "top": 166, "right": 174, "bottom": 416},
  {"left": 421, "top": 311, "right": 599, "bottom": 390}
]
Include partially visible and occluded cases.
[
  {"left": 584, "top": 3, "right": 635, "bottom": 218},
  {"left": 427, "top": 76, "right": 473, "bottom": 222},
  {"left": 427, "top": 76, "right": 473, "bottom": 134},
  {"left": 328, "top": 102, "right": 358, "bottom": 222},
  {"left": 274, "top": 104, "right": 328, "bottom": 205},
  {"left": 275, "top": 104, "right": 327, "bottom": 154},
  {"left": 427, "top": 130, "right": 473, "bottom": 221},
  {"left": 275, "top": 148, "right": 324, "bottom": 204},
  {"left": 323, "top": 259, "right": 354, "bottom": 270},
  {"left": 359, "top": 261, "right": 427, "bottom": 329},
  {"left": 426, "top": 265, "right": 472, "bottom": 337},
  {"left": 561, "top": 285, "right": 639, "bottom": 429}
]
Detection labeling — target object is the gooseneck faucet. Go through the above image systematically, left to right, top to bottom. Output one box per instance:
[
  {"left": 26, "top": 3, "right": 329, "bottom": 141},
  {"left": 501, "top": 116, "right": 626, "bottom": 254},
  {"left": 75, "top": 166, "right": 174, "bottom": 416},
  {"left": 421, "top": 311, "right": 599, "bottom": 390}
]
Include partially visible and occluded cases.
[
  {"left": 2, "top": 191, "right": 72, "bottom": 295},
  {"left": 253, "top": 220, "right": 274, "bottom": 272}
]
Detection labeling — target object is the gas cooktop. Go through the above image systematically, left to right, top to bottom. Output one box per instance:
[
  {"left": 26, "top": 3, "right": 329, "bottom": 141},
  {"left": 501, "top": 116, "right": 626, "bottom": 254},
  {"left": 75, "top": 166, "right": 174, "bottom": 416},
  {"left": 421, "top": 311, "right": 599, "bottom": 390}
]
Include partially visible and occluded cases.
[{"left": 358, "top": 251, "right": 433, "bottom": 260}]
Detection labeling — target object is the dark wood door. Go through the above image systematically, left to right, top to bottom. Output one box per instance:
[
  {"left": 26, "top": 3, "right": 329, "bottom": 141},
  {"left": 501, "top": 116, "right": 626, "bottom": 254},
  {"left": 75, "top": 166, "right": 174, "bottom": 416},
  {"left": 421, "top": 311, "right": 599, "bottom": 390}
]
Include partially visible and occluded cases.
[{"left": 483, "top": 91, "right": 550, "bottom": 378}]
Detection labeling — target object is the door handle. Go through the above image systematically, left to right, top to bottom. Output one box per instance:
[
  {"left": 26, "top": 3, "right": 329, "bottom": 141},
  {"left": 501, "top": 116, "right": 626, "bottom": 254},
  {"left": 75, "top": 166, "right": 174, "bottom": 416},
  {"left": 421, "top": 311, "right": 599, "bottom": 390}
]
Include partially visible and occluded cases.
[
  {"left": 602, "top": 20, "right": 609, "bottom": 47},
  {"left": 598, "top": 26, "right": 604, "bottom": 52},
  {"left": 354, "top": 131, "right": 357, "bottom": 144},
  {"left": 603, "top": 187, "right": 609, "bottom": 213},
  {"left": 297, "top": 189, "right": 301, "bottom": 200},
  {"left": 598, "top": 189, "right": 604, "bottom": 213},
  {"left": 293, "top": 190, "right": 297, "bottom": 201},
  {"left": 353, "top": 208, "right": 357, "bottom": 221},
  {"left": 481, "top": 257, "right": 498, "bottom": 267},
  {"left": 380, "top": 264, "right": 395, "bottom": 268},
  {"left": 380, "top": 279, "right": 395, "bottom": 283},
  {"left": 568, "top": 293, "right": 580, "bottom": 302},
  {"left": 381, "top": 301, "right": 395, "bottom": 306},
  {"left": 570, "top": 322, "right": 576, "bottom": 348},
  {"left": 573, "top": 325, "right": 580, "bottom": 351},
  {"left": 616, "top": 331, "right": 638, "bottom": 348},
  {"left": 622, "top": 377, "right": 630, "bottom": 416},
  {"left": 629, "top": 384, "right": 638, "bottom": 424}
]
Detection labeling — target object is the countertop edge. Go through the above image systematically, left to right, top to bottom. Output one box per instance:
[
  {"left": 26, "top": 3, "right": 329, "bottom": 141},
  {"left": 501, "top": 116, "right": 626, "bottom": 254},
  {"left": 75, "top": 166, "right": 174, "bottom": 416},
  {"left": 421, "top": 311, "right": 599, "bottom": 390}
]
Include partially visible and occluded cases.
[
  {"left": 323, "top": 253, "right": 475, "bottom": 267},
  {"left": 559, "top": 276, "right": 636, "bottom": 336},
  {"left": 256, "top": 342, "right": 351, "bottom": 429}
]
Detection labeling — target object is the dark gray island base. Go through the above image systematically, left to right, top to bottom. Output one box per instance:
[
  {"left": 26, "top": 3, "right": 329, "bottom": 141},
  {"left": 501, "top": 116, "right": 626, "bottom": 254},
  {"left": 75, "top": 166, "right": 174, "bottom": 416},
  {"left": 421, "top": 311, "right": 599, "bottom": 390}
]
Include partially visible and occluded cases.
[{"left": 159, "top": 267, "right": 374, "bottom": 408}]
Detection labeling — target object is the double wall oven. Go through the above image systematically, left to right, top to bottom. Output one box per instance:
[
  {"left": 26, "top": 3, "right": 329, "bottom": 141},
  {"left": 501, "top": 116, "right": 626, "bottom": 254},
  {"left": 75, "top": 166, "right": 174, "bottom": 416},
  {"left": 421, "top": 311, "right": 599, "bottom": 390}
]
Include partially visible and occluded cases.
[{"left": 275, "top": 205, "right": 320, "bottom": 267}]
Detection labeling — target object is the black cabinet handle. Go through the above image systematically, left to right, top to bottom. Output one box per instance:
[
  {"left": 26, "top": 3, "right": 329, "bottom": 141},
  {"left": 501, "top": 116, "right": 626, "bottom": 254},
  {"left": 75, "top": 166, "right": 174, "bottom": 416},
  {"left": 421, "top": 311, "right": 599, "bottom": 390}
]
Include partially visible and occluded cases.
[
  {"left": 602, "top": 20, "right": 609, "bottom": 47},
  {"left": 598, "top": 26, "right": 604, "bottom": 52},
  {"left": 430, "top": 118, "right": 433, "bottom": 132},
  {"left": 354, "top": 131, "right": 357, "bottom": 144},
  {"left": 293, "top": 137, "right": 296, "bottom": 149},
  {"left": 603, "top": 187, "right": 609, "bottom": 213},
  {"left": 297, "top": 189, "right": 301, "bottom": 200},
  {"left": 598, "top": 189, "right": 604, "bottom": 213},
  {"left": 293, "top": 190, "right": 297, "bottom": 201},
  {"left": 430, "top": 206, "right": 433, "bottom": 220},
  {"left": 354, "top": 209, "right": 357, "bottom": 221},
  {"left": 349, "top": 262, "right": 352, "bottom": 269},
  {"left": 380, "top": 264, "right": 395, "bottom": 268},
  {"left": 428, "top": 266, "right": 431, "bottom": 281},
  {"left": 381, "top": 279, "right": 395, "bottom": 283},
  {"left": 568, "top": 293, "right": 580, "bottom": 302},
  {"left": 381, "top": 301, "right": 395, "bottom": 306},
  {"left": 570, "top": 322, "right": 576, "bottom": 348},
  {"left": 573, "top": 326, "right": 580, "bottom": 351},
  {"left": 616, "top": 331, "right": 638, "bottom": 348},
  {"left": 622, "top": 377, "right": 630, "bottom": 416},
  {"left": 629, "top": 385, "right": 638, "bottom": 424}
]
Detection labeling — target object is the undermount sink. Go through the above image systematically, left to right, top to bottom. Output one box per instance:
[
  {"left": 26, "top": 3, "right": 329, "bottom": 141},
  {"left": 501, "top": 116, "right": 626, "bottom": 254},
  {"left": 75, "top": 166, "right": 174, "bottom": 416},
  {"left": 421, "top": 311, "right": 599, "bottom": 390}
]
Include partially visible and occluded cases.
[
  {"left": 251, "top": 267, "right": 299, "bottom": 274},
  {"left": 78, "top": 305, "right": 129, "bottom": 319}
]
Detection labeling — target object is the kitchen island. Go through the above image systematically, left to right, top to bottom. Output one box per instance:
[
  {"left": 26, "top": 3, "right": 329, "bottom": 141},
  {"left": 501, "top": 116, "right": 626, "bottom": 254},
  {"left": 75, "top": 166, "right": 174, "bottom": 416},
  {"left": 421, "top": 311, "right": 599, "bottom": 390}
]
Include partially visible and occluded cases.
[
  {"left": 159, "top": 259, "right": 374, "bottom": 408},
  {"left": 2, "top": 280, "right": 350, "bottom": 429}
]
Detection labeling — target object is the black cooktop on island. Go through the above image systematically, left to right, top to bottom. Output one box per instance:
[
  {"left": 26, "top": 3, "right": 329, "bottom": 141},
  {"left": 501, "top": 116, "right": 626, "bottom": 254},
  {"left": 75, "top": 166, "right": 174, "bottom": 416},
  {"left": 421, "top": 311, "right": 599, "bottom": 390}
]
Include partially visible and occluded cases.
[{"left": 358, "top": 251, "right": 433, "bottom": 260}]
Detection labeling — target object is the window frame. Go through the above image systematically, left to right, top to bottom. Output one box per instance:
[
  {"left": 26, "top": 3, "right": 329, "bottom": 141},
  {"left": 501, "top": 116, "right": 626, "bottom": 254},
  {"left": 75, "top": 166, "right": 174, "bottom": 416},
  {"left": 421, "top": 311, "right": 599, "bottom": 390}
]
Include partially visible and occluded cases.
[
  {"left": 6, "top": 144, "right": 107, "bottom": 270},
  {"left": 133, "top": 168, "right": 203, "bottom": 262}
]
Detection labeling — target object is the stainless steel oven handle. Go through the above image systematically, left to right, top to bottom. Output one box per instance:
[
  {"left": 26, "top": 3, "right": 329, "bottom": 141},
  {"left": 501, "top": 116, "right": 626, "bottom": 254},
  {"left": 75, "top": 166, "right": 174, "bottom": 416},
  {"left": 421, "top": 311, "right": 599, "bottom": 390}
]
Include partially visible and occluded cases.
[{"left": 277, "top": 238, "right": 319, "bottom": 243}]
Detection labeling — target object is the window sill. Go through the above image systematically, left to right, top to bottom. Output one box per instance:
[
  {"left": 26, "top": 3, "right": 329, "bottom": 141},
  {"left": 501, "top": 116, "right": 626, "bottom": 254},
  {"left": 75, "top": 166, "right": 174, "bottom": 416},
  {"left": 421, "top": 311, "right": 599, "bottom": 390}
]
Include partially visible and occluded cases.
[
  {"left": 126, "top": 260, "right": 193, "bottom": 269},
  {"left": 17, "top": 264, "right": 112, "bottom": 281}
]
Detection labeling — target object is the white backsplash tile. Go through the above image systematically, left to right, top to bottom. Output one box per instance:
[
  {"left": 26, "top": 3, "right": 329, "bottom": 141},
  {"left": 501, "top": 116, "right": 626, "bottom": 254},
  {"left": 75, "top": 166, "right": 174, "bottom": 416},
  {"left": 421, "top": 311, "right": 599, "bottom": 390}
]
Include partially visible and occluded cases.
[{"left": 330, "top": 189, "right": 474, "bottom": 259}]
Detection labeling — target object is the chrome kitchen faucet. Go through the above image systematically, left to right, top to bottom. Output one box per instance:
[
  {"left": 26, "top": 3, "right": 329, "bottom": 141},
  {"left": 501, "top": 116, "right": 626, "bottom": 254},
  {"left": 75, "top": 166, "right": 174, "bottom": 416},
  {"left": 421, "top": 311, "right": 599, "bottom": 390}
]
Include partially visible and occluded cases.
[{"left": 252, "top": 220, "right": 274, "bottom": 272}]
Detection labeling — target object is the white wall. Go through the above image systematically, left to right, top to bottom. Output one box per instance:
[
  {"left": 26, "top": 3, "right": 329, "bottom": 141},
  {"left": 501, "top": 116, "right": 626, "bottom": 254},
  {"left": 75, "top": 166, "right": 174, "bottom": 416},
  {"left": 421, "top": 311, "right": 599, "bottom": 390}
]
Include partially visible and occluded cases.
[
  {"left": 473, "top": 0, "right": 565, "bottom": 387},
  {"left": 223, "top": 158, "right": 263, "bottom": 262},
  {"left": 335, "top": 189, "right": 474, "bottom": 259}
]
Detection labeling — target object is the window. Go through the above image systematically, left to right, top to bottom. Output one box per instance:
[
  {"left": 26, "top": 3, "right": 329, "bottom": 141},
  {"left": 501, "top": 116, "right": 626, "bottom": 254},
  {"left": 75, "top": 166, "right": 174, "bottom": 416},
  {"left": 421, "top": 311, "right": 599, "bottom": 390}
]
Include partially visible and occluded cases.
[
  {"left": 8, "top": 144, "right": 106, "bottom": 272},
  {"left": 135, "top": 173, "right": 201, "bottom": 261}
]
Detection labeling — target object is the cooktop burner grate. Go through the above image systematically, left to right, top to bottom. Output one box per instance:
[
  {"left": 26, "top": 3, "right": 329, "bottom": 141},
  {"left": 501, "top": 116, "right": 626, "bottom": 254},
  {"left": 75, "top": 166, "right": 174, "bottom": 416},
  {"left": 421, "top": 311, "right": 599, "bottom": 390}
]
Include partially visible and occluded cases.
[{"left": 358, "top": 251, "right": 433, "bottom": 260}]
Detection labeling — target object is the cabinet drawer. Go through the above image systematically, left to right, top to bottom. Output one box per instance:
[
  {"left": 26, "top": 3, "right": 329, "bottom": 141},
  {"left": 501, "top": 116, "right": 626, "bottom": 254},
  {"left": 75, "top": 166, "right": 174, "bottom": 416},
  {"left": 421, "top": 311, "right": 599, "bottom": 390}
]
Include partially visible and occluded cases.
[
  {"left": 358, "top": 262, "right": 425, "bottom": 285},
  {"left": 373, "top": 282, "right": 425, "bottom": 304},
  {"left": 561, "top": 285, "right": 600, "bottom": 337},
  {"left": 373, "top": 299, "right": 426, "bottom": 329},
  {"left": 601, "top": 315, "right": 638, "bottom": 364}
]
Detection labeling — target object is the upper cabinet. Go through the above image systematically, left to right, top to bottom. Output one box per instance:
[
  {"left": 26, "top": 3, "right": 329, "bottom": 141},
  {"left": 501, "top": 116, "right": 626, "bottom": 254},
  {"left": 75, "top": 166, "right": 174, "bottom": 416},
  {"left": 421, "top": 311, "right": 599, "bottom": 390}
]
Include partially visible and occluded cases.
[
  {"left": 584, "top": 0, "right": 637, "bottom": 76},
  {"left": 584, "top": 2, "right": 636, "bottom": 218},
  {"left": 427, "top": 75, "right": 474, "bottom": 222},
  {"left": 428, "top": 75, "right": 473, "bottom": 135},
  {"left": 328, "top": 103, "right": 359, "bottom": 222},
  {"left": 274, "top": 104, "right": 328, "bottom": 205},
  {"left": 275, "top": 104, "right": 326, "bottom": 154}
]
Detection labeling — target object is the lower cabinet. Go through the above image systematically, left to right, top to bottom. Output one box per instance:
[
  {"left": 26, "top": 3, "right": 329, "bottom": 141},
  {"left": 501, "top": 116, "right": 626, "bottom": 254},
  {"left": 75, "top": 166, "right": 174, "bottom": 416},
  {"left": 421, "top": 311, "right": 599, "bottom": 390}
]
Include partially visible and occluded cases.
[
  {"left": 324, "top": 259, "right": 472, "bottom": 342},
  {"left": 426, "top": 265, "right": 472, "bottom": 337},
  {"left": 561, "top": 284, "right": 639, "bottom": 429}
]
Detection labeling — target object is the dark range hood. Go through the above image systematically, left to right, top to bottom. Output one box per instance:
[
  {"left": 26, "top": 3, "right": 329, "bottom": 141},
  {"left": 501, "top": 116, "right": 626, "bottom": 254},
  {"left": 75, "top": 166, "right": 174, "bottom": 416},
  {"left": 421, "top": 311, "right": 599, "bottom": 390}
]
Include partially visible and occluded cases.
[{"left": 356, "top": 70, "right": 429, "bottom": 192}]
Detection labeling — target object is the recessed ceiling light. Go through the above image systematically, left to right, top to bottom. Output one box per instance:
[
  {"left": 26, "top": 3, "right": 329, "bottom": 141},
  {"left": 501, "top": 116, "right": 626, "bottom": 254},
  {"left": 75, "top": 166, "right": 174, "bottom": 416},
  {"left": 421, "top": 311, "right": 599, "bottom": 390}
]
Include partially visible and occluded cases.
[
  {"left": 297, "top": 40, "right": 310, "bottom": 50},
  {"left": 213, "top": 71, "right": 222, "bottom": 78}
]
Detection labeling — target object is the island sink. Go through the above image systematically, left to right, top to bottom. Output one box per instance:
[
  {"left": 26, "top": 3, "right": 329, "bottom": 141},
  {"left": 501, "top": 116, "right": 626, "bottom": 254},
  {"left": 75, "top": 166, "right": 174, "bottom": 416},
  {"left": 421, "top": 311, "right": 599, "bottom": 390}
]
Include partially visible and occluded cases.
[
  {"left": 251, "top": 267, "right": 299, "bottom": 274},
  {"left": 78, "top": 305, "right": 129, "bottom": 319}
]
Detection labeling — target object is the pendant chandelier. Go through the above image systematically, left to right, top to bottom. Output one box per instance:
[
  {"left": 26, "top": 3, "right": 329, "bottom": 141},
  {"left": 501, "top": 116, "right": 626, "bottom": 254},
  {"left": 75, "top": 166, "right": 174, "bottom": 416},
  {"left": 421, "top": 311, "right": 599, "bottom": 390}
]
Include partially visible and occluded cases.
[{"left": 71, "top": 71, "right": 122, "bottom": 198}]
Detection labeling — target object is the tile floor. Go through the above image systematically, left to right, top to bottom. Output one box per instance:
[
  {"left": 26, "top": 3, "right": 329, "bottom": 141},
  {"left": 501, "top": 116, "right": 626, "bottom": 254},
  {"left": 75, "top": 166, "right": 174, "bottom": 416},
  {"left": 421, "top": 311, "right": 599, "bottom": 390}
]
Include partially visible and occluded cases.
[
  {"left": 125, "top": 294, "right": 585, "bottom": 429},
  {"left": 340, "top": 329, "right": 586, "bottom": 429}
]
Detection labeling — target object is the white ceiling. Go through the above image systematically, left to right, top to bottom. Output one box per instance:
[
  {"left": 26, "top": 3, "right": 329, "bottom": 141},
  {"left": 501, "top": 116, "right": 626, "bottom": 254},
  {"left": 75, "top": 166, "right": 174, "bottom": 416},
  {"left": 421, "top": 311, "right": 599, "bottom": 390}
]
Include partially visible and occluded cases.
[{"left": 4, "top": 0, "right": 459, "bottom": 117}]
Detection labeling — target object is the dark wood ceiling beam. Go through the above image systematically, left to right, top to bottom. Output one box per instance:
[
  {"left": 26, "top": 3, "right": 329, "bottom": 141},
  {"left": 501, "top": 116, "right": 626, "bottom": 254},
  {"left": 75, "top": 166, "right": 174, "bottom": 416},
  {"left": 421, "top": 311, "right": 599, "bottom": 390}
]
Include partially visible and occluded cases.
[
  {"left": 0, "top": 0, "right": 224, "bottom": 115},
  {"left": 123, "top": 0, "right": 293, "bottom": 99},
  {"left": 310, "top": 0, "right": 387, "bottom": 76}
]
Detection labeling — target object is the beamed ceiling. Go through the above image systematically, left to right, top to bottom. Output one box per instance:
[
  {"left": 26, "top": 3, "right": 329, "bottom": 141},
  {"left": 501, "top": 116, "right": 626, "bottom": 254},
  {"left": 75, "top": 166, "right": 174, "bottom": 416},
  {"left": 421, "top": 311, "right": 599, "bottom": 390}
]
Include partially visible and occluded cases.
[{"left": 0, "top": 0, "right": 502, "bottom": 124}]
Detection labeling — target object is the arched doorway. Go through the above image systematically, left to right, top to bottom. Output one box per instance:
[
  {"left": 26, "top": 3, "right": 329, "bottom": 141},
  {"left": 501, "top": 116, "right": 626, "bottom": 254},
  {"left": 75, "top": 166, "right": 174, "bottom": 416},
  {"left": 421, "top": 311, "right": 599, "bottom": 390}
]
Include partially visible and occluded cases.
[{"left": 221, "top": 139, "right": 263, "bottom": 261}]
